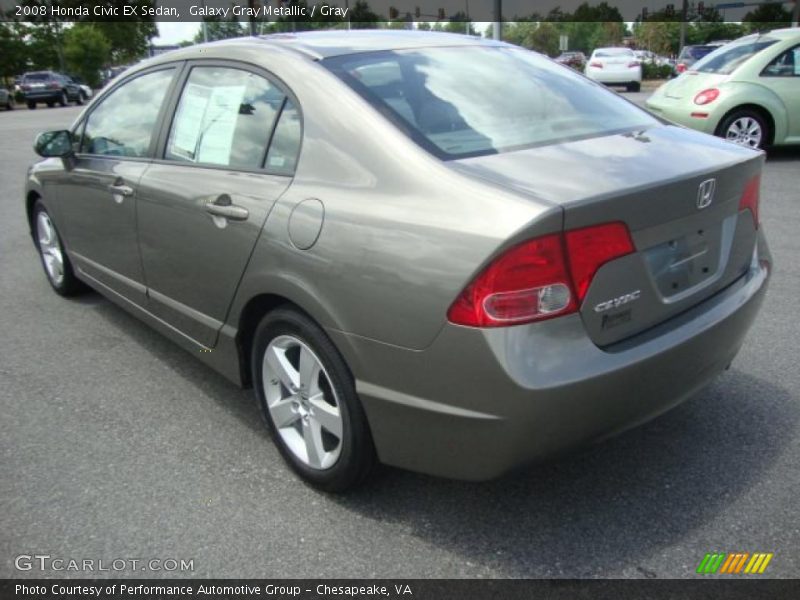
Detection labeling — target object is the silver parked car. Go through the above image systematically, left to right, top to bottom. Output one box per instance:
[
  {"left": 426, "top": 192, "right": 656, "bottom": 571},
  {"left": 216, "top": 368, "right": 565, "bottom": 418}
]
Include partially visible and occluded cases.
[
  {"left": 26, "top": 32, "right": 770, "bottom": 491},
  {"left": 0, "top": 86, "right": 13, "bottom": 110}
]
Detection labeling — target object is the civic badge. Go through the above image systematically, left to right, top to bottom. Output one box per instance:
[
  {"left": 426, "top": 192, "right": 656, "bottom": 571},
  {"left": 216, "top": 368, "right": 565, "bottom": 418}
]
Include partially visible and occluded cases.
[{"left": 697, "top": 178, "right": 716, "bottom": 210}]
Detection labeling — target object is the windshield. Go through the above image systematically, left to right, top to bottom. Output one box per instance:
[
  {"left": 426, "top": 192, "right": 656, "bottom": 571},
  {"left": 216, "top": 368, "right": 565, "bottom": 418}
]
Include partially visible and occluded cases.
[
  {"left": 692, "top": 38, "right": 778, "bottom": 74},
  {"left": 324, "top": 47, "right": 657, "bottom": 159}
]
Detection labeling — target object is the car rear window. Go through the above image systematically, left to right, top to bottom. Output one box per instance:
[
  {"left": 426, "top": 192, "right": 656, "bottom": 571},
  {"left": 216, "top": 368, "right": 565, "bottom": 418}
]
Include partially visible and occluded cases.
[
  {"left": 692, "top": 38, "right": 778, "bottom": 74},
  {"left": 324, "top": 47, "right": 657, "bottom": 159},
  {"left": 595, "top": 49, "right": 634, "bottom": 58},
  {"left": 24, "top": 73, "right": 51, "bottom": 81}
]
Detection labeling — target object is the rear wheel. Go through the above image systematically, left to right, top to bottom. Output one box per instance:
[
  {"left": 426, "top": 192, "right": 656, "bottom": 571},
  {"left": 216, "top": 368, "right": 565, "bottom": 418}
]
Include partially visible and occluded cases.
[
  {"left": 627, "top": 81, "right": 641, "bottom": 92},
  {"left": 58, "top": 91, "right": 67, "bottom": 107},
  {"left": 5, "top": 99, "right": 12, "bottom": 110},
  {"left": 46, "top": 100, "right": 54, "bottom": 108},
  {"left": 27, "top": 101, "right": 36, "bottom": 110},
  {"left": 717, "top": 109, "right": 768, "bottom": 150},
  {"left": 33, "top": 201, "right": 84, "bottom": 296},
  {"left": 252, "top": 307, "right": 375, "bottom": 492}
]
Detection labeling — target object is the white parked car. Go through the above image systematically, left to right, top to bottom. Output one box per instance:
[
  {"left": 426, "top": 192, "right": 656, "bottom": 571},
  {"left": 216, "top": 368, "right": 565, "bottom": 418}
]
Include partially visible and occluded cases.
[{"left": 585, "top": 47, "right": 642, "bottom": 92}]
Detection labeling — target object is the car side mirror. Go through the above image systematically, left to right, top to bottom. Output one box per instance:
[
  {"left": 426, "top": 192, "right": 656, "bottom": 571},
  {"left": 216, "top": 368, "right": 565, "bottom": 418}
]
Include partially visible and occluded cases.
[{"left": 34, "top": 130, "right": 74, "bottom": 158}]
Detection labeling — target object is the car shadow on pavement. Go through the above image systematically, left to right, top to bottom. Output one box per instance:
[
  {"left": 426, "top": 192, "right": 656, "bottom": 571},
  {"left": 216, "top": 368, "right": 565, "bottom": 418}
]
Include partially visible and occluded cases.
[
  {"left": 765, "top": 146, "right": 800, "bottom": 162},
  {"left": 81, "top": 292, "right": 794, "bottom": 578},
  {"left": 85, "top": 294, "right": 265, "bottom": 436},
  {"left": 332, "top": 371, "right": 795, "bottom": 577}
]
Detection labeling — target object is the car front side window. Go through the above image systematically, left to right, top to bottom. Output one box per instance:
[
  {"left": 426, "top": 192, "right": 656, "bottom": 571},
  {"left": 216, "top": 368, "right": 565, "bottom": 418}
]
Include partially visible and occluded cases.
[
  {"left": 165, "top": 66, "right": 286, "bottom": 170},
  {"left": 80, "top": 68, "right": 175, "bottom": 158}
]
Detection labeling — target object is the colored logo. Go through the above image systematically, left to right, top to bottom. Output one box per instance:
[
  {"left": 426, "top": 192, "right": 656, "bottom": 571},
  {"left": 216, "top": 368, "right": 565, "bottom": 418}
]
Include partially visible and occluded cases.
[{"left": 696, "top": 552, "right": 774, "bottom": 575}]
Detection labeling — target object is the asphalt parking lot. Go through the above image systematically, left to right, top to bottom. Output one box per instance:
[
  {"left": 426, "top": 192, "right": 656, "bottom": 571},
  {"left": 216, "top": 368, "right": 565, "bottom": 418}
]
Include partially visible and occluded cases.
[{"left": 1, "top": 102, "right": 799, "bottom": 579}]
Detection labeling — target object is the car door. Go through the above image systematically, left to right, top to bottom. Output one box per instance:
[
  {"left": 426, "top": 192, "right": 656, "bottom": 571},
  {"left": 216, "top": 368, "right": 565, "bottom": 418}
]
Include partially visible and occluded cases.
[
  {"left": 760, "top": 44, "right": 800, "bottom": 142},
  {"left": 136, "top": 62, "right": 302, "bottom": 347},
  {"left": 57, "top": 67, "right": 179, "bottom": 305}
]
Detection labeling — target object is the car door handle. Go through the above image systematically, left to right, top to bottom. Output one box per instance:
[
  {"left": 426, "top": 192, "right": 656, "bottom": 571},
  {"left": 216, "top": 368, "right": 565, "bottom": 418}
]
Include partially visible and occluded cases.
[
  {"left": 108, "top": 183, "right": 134, "bottom": 197},
  {"left": 205, "top": 195, "right": 249, "bottom": 221}
]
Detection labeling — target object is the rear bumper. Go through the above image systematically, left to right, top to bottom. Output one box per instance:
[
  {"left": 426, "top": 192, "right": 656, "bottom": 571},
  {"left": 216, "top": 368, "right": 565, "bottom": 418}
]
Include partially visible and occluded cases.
[
  {"left": 586, "top": 69, "right": 642, "bottom": 84},
  {"left": 23, "top": 91, "right": 62, "bottom": 102},
  {"left": 645, "top": 97, "right": 721, "bottom": 135},
  {"left": 333, "top": 232, "right": 770, "bottom": 480}
]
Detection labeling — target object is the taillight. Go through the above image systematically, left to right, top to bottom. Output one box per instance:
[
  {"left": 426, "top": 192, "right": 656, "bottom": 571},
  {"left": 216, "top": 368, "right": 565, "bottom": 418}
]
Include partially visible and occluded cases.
[
  {"left": 589, "top": 61, "right": 603, "bottom": 68},
  {"left": 628, "top": 61, "right": 641, "bottom": 68},
  {"left": 676, "top": 63, "right": 687, "bottom": 73},
  {"left": 694, "top": 88, "right": 719, "bottom": 105},
  {"left": 739, "top": 174, "right": 761, "bottom": 228},
  {"left": 447, "top": 222, "right": 635, "bottom": 328},
  {"left": 565, "top": 222, "right": 635, "bottom": 302},
  {"left": 447, "top": 234, "right": 576, "bottom": 327}
]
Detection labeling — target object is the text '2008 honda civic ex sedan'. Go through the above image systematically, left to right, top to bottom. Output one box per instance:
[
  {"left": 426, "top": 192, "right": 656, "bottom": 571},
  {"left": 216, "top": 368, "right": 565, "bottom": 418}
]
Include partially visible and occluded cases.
[{"left": 26, "top": 31, "right": 770, "bottom": 491}]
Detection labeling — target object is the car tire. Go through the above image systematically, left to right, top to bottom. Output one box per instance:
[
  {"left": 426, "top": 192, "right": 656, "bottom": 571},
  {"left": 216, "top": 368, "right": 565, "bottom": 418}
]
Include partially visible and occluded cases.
[
  {"left": 627, "top": 81, "right": 641, "bottom": 92},
  {"left": 58, "top": 91, "right": 67, "bottom": 107},
  {"left": 76, "top": 92, "right": 85, "bottom": 106},
  {"left": 5, "top": 99, "right": 13, "bottom": 110},
  {"left": 27, "top": 101, "right": 36, "bottom": 110},
  {"left": 46, "top": 101, "right": 54, "bottom": 108},
  {"left": 716, "top": 108, "right": 769, "bottom": 150},
  {"left": 32, "top": 201, "right": 85, "bottom": 297},
  {"left": 251, "top": 307, "right": 376, "bottom": 492}
]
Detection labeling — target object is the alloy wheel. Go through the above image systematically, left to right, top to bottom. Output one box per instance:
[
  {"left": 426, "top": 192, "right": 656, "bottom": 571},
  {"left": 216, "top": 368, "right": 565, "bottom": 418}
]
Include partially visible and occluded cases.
[
  {"left": 725, "top": 116, "right": 762, "bottom": 149},
  {"left": 36, "top": 211, "right": 65, "bottom": 286},
  {"left": 262, "top": 335, "right": 343, "bottom": 470}
]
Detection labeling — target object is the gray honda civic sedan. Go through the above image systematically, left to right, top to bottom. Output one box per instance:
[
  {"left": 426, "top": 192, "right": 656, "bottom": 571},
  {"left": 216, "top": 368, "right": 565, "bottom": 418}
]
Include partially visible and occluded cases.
[{"left": 26, "top": 31, "right": 770, "bottom": 491}]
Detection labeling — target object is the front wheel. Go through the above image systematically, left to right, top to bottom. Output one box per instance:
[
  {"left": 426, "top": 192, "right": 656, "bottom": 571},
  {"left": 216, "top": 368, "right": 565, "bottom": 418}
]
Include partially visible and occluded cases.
[
  {"left": 58, "top": 91, "right": 67, "bottom": 107},
  {"left": 76, "top": 92, "right": 85, "bottom": 106},
  {"left": 717, "top": 109, "right": 768, "bottom": 150},
  {"left": 33, "top": 201, "right": 85, "bottom": 296},
  {"left": 252, "top": 307, "right": 376, "bottom": 492}
]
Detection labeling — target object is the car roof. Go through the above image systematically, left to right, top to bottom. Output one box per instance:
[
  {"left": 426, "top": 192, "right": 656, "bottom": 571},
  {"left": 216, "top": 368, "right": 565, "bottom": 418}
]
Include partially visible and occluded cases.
[
  {"left": 765, "top": 27, "right": 800, "bottom": 40},
  {"left": 226, "top": 30, "right": 504, "bottom": 60}
]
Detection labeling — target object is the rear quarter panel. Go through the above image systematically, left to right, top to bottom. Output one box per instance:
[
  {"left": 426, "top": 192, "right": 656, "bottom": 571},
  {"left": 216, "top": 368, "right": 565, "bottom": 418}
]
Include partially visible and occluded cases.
[{"left": 216, "top": 45, "right": 555, "bottom": 351}]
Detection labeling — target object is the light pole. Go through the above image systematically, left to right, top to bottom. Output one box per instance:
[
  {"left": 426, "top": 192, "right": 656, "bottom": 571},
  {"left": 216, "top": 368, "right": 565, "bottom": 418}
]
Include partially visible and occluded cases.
[{"left": 493, "top": 0, "right": 501, "bottom": 40}]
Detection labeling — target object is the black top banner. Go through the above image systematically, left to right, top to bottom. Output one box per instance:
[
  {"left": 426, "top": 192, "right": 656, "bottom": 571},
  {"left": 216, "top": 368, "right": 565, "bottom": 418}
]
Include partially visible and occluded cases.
[{"left": 1, "top": 0, "right": 798, "bottom": 23}]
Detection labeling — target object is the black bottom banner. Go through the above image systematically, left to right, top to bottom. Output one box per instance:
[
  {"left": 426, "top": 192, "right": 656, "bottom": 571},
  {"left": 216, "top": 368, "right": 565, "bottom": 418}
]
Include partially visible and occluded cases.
[{"left": 2, "top": 579, "right": 800, "bottom": 600}]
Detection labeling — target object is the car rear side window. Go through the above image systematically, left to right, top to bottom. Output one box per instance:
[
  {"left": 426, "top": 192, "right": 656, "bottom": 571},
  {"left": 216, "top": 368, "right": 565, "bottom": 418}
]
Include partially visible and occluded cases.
[
  {"left": 693, "top": 38, "right": 777, "bottom": 74},
  {"left": 762, "top": 45, "right": 800, "bottom": 77},
  {"left": 325, "top": 47, "right": 657, "bottom": 159},
  {"left": 165, "top": 66, "right": 285, "bottom": 169},
  {"left": 80, "top": 68, "right": 175, "bottom": 157},
  {"left": 265, "top": 99, "right": 301, "bottom": 175}
]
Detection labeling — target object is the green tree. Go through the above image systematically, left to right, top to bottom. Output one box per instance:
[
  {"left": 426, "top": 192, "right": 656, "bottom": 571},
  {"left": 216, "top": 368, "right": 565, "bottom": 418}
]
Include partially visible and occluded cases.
[
  {"left": 350, "top": 1, "right": 381, "bottom": 28},
  {"left": 743, "top": 2, "right": 792, "bottom": 32},
  {"left": 443, "top": 12, "right": 476, "bottom": 35},
  {"left": 194, "top": 18, "right": 246, "bottom": 43},
  {"left": 94, "top": 21, "right": 158, "bottom": 64},
  {"left": 0, "top": 22, "right": 28, "bottom": 84},
  {"left": 25, "top": 22, "right": 67, "bottom": 71},
  {"left": 528, "top": 22, "right": 560, "bottom": 56},
  {"left": 63, "top": 24, "right": 110, "bottom": 87}
]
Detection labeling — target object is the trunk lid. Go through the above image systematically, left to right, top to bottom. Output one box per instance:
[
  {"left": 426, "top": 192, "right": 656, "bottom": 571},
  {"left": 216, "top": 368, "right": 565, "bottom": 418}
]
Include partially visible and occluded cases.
[
  {"left": 662, "top": 71, "right": 728, "bottom": 99},
  {"left": 451, "top": 125, "right": 763, "bottom": 346}
]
